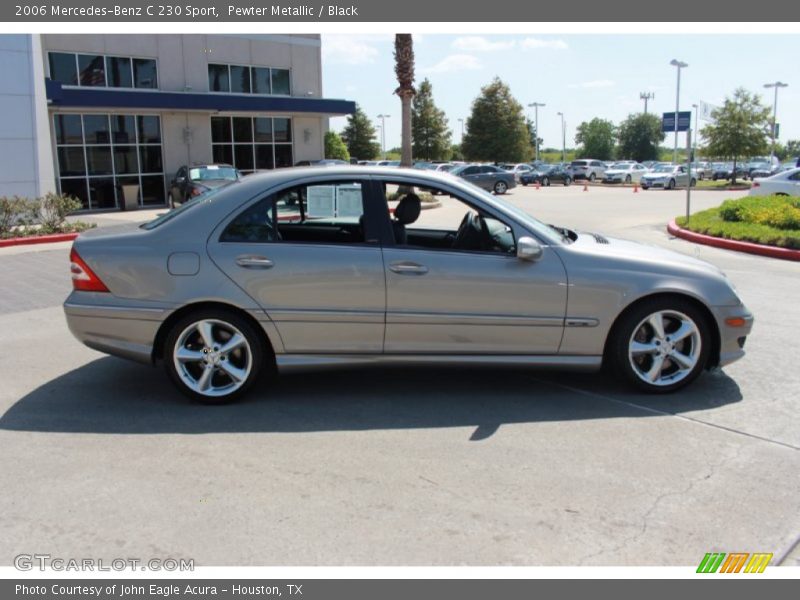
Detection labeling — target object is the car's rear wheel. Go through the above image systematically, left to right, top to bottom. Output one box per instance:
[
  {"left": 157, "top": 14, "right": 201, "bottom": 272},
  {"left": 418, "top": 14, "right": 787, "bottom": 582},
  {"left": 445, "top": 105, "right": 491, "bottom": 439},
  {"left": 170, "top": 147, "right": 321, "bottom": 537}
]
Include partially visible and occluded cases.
[
  {"left": 589, "top": 173, "right": 596, "bottom": 182},
  {"left": 625, "top": 175, "right": 632, "bottom": 184},
  {"left": 543, "top": 176, "right": 550, "bottom": 187},
  {"left": 564, "top": 176, "right": 572, "bottom": 186},
  {"left": 667, "top": 178, "right": 676, "bottom": 190},
  {"left": 494, "top": 180, "right": 508, "bottom": 194},
  {"left": 608, "top": 297, "right": 711, "bottom": 393},
  {"left": 164, "top": 309, "right": 267, "bottom": 404}
]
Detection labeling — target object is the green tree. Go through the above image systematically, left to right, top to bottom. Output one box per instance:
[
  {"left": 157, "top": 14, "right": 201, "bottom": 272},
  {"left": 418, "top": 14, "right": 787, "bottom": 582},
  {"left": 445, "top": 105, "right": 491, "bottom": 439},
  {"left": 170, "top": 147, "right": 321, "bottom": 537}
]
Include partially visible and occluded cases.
[
  {"left": 394, "top": 34, "right": 416, "bottom": 167},
  {"left": 462, "top": 78, "right": 531, "bottom": 162},
  {"left": 411, "top": 79, "right": 452, "bottom": 161},
  {"left": 701, "top": 87, "right": 771, "bottom": 183},
  {"left": 341, "top": 104, "right": 380, "bottom": 160},
  {"left": 616, "top": 113, "right": 665, "bottom": 162},
  {"left": 526, "top": 118, "right": 543, "bottom": 158},
  {"left": 575, "top": 118, "right": 616, "bottom": 160},
  {"left": 324, "top": 131, "right": 350, "bottom": 161},
  {"left": 784, "top": 139, "right": 800, "bottom": 159}
]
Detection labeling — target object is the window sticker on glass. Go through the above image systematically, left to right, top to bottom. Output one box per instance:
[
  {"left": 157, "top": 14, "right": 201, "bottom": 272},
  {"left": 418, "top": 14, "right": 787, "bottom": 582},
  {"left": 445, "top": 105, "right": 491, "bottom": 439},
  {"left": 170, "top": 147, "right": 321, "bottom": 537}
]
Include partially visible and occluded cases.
[
  {"left": 307, "top": 185, "right": 336, "bottom": 218},
  {"left": 336, "top": 185, "right": 363, "bottom": 218}
]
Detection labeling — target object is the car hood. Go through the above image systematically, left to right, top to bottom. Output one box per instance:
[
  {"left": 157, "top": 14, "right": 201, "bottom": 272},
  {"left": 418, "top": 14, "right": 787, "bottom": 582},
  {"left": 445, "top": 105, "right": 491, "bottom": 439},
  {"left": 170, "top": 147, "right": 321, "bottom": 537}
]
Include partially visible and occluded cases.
[
  {"left": 643, "top": 172, "right": 672, "bottom": 179},
  {"left": 571, "top": 231, "right": 726, "bottom": 278}
]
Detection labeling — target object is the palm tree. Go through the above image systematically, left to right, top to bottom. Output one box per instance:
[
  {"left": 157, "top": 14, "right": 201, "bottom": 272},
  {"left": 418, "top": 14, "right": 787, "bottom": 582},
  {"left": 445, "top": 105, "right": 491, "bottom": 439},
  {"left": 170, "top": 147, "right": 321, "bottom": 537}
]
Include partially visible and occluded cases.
[{"left": 394, "top": 34, "right": 416, "bottom": 167}]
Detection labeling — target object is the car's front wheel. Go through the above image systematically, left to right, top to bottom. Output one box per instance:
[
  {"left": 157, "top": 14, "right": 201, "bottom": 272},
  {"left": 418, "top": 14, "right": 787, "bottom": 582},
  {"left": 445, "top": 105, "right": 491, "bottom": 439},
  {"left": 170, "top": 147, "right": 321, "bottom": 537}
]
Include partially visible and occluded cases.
[
  {"left": 589, "top": 173, "right": 596, "bottom": 182},
  {"left": 625, "top": 175, "right": 632, "bottom": 184},
  {"left": 564, "top": 176, "right": 572, "bottom": 186},
  {"left": 542, "top": 177, "right": 550, "bottom": 187},
  {"left": 667, "top": 178, "right": 676, "bottom": 190},
  {"left": 494, "top": 180, "right": 508, "bottom": 194},
  {"left": 608, "top": 297, "right": 711, "bottom": 393},
  {"left": 164, "top": 309, "right": 268, "bottom": 404}
]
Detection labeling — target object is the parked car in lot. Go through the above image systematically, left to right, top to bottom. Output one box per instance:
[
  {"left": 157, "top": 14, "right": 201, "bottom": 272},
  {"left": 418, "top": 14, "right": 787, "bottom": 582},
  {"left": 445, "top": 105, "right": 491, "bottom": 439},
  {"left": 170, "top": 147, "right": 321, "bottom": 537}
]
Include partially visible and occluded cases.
[
  {"left": 295, "top": 159, "right": 349, "bottom": 167},
  {"left": 569, "top": 159, "right": 607, "bottom": 181},
  {"left": 602, "top": 162, "right": 648, "bottom": 184},
  {"left": 690, "top": 162, "right": 713, "bottom": 180},
  {"left": 711, "top": 162, "right": 748, "bottom": 181},
  {"left": 748, "top": 162, "right": 780, "bottom": 180},
  {"left": 501, "top": 163, "right": 533, "bottom": 181},
  {"left": 168, "top": 164, "right": 240, "bottom": 208},
  {"left": 451, "top": 164, "right": 517, "bottom": 194},
  {"left": 520, "top": 164, "right": 572, "bottom": 186},
  {"left": 640, "top": 164, "right": 696, "bottom": 190},
  {"left": 64, "top": 166, "right": 753, "bottom": 403},
  {"left": 748, "top": 167, "right": 800, "bottom": 197}
]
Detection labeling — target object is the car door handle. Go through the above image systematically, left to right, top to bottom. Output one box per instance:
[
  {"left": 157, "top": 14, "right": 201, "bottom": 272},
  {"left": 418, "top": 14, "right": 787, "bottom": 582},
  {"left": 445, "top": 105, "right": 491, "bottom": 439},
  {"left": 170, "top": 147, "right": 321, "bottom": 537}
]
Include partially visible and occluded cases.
[
  {"left": 235, "top": 255, "right": 274, "bottom": 269},
  {"left": 389, "top": 261, "right": 428, "bottom": 275}
]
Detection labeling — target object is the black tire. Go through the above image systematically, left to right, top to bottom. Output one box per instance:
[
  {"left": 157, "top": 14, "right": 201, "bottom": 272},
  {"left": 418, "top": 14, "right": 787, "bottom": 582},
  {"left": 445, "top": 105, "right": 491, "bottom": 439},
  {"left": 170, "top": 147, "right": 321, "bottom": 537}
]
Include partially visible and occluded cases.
[
  {"left": 589, "top": 172, "right": 596, "bottom": 182},
  {"left": 625, "top": 175, "right": 632, "bottom": 184},
  {"left": 564, "top": 176, "right": 572, "bottom": 186},
  {"left": 543, "top": 177, "right": 550, "bottom": 187},
  {"left": 667, "top": 178, "right": 676, "bottom": 190},
  {"left": 690, "top": 178, "right": 697, "bottom": 187},
  {"left": 494, "top": 180, "right": 508, "bottom": 194},
  {"left": 641, "top": 185, "right": 649, "bottom": 190},
  {"left": 607, "top": 296, "right": 711, "bottom": 394},
  {"left": 164, "top": 308, "right": 270, "bottom": 404}
]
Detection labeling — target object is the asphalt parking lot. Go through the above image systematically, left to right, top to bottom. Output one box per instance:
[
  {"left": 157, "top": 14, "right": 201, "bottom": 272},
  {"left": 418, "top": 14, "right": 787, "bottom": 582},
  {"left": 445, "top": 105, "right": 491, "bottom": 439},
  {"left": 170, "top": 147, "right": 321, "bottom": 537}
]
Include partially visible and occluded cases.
[{"left": 0, "top": 184, "right": 798, "bottom": 567}]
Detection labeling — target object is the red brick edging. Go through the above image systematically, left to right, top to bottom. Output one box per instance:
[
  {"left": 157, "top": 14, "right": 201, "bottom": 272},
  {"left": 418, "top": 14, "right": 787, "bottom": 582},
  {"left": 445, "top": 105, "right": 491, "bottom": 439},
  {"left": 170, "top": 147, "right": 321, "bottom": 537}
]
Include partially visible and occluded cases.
[
  {"left": 667, "top": 220, "right": 800, "bottom": 262},
  {"left": 0, "top": 232, "right": 79, "bottom": 248}
]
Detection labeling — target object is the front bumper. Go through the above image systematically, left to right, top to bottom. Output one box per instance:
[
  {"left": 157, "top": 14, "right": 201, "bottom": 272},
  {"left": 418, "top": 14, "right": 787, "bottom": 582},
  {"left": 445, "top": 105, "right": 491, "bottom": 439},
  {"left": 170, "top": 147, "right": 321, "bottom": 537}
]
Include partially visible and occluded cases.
[
  {"left": 641, "top": 179, "right": 667, "bottom": 188},
  {"left": 711, "top": 305, "right": 754, "bottom": 367}
]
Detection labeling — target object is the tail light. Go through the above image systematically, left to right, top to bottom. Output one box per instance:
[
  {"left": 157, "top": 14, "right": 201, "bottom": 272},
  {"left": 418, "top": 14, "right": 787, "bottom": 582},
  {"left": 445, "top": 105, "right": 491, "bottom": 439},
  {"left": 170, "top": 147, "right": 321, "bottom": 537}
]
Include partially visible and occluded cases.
[{"left": 70, "top": 247, "right": 109, "bottom": 292}]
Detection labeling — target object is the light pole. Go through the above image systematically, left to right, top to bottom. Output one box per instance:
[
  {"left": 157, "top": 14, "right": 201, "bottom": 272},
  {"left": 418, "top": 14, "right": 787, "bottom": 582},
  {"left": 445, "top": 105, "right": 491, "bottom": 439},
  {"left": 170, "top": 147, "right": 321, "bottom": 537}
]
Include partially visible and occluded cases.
[
  {"left": 670, "top": 59, "right": 688, "bottom": 164},
  {"left": 764, "top": 81, "right": 788, "bottom": 160},
  {"left": 639, "top": 91, "right": 654, "bottom": 114},
  {"left": 528, "top": 102, "right": 545, "bottom": 161},
  {"left": 691, "top": 103, "right": 698, "bottom": 157},
  {"left": 557, "top": 112, "right": 565, "bottom": 163},
  {"left": 377, "top": 114, "right": 390, "bottom": 159},
  {"left": 457, "top": 118, "right": 464, "bottom": 141}
]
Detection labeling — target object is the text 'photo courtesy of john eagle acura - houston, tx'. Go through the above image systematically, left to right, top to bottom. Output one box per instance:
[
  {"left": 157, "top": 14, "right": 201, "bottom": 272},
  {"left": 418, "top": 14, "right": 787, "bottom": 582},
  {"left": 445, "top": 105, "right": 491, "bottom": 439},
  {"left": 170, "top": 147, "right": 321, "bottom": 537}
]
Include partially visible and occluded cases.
[{"left": 63, "top": 166, "right": 754, "bottom": 403}]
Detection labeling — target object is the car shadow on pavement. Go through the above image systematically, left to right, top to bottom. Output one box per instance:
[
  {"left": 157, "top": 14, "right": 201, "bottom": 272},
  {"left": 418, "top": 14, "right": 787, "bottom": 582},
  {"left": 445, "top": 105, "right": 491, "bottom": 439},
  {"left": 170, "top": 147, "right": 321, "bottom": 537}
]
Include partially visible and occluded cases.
[{"left": 0, "top": 357, "right": 743, "bottom": 437}]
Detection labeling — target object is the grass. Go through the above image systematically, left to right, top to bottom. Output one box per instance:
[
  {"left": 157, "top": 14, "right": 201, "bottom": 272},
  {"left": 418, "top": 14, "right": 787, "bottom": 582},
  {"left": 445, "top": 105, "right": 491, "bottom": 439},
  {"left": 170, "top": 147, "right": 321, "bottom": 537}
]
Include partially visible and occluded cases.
[
  {"left": 695, "top": 179, "right": 751, "bottom": 190},
  {"left": 676, "top": 195, "right": 800, "bottom": 249}
]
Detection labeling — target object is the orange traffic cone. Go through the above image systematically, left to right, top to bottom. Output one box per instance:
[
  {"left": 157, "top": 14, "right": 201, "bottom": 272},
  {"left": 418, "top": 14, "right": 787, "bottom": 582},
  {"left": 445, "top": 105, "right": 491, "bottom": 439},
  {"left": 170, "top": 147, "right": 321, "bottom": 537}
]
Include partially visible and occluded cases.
[
  {"left": 535, "top": 180, "right": 540, "bottom": 190},
  {"left": 583, "top": 182, "right": 588, "bottom": 192},
  {"left": 633, "top": 184, "right": 639, "bottom": 193}
]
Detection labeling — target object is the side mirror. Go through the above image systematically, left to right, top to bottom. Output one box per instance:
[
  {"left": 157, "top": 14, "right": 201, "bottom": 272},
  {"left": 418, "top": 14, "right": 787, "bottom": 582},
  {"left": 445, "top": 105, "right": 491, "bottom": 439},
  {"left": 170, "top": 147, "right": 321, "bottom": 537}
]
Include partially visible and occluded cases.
[{"left": 517, "top": 236, "right": 543, "bottom": 261}]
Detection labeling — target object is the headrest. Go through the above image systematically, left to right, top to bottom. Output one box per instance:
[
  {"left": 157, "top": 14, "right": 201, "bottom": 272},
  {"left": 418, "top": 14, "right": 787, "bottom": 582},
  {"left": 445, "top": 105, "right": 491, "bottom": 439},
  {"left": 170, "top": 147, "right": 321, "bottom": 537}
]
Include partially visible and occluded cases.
[{"left": 394, "top": 193, "right": 422, "bottom": 225}]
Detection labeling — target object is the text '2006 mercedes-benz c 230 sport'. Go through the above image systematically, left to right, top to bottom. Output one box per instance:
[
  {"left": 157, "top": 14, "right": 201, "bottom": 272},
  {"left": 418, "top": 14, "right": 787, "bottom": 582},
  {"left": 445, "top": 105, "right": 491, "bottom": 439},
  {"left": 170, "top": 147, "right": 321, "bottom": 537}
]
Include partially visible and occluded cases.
[{"left": 64, "top": 167, "right": 753, "bottom": 404}]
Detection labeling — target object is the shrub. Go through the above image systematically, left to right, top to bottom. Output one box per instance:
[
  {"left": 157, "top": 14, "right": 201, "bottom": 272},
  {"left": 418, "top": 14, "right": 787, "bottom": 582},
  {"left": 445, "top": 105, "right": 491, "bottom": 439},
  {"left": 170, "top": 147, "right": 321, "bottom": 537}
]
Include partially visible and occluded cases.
[
  {"left": 0, "top": 192, "right": 89, "bottom": 239},
  {"left": 36, "top": 192, "right": 83, "bottom": 231}
]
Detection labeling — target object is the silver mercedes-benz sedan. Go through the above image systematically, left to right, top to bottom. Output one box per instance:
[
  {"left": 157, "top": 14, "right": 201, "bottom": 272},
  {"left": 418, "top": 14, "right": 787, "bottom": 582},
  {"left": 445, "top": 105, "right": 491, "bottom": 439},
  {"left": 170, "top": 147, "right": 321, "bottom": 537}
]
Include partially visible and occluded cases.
[{"left": 64, "top": 167, "right": 753, "bottom": 404}]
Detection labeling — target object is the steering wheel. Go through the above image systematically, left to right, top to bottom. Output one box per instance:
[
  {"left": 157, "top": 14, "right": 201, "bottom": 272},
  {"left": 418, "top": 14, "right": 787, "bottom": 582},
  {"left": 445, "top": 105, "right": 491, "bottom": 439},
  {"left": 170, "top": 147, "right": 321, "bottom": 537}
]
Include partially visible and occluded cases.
[{"left": 453, "top": 211, "right": 490, "bottom": 250}]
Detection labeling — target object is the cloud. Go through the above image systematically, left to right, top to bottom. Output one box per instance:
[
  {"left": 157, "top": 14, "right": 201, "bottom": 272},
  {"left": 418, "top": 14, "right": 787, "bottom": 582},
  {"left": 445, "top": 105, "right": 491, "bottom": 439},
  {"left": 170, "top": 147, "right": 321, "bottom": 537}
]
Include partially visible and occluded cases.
[
  {"left": 321, "top": 35, "right": 382, "bottom": 65},
  {"left": 452, "top": 36, "right": 515, "bottom": 52},
  {"left": 520, "top": 37, "right": 569, "bottom": 50},
  {"left": 420, "top": 54, "right": 483, "bottom": 74},
  {"left": 569, "top": 79, "right": 615, "bottom": 89}
]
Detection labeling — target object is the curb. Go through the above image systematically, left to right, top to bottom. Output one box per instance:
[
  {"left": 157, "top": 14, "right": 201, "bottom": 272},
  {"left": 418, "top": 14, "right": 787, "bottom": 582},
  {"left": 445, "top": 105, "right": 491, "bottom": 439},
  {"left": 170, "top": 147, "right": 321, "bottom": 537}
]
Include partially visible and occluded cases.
[
  {"left": 667, "top": 220, "right": 800, "bottom": 262},
  {"left": 0, "top": 232, "right": 79, "bottom": 248}
]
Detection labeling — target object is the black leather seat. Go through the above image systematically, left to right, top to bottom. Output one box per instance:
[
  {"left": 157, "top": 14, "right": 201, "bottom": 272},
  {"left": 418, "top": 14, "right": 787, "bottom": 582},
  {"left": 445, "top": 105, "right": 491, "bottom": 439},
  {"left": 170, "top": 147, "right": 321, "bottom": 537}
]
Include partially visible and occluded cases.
[{"left": 392, "top": 193, "right": 422, "bottom": 244}]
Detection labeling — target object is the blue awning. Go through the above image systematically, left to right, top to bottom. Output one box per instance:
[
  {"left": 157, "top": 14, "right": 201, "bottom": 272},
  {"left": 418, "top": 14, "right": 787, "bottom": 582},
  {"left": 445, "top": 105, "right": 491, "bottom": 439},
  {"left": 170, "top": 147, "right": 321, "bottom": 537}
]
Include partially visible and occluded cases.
[{"left": 45, "top": 79, "right": 355, "bottom": 116}]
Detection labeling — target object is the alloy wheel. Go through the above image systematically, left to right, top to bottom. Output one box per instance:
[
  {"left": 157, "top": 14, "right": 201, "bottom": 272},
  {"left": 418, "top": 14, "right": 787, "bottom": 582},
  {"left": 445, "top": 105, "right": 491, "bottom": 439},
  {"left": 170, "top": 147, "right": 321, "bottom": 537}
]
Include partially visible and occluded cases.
[{"left": 627, "top": 310, "right": 702, "bottom": 387}]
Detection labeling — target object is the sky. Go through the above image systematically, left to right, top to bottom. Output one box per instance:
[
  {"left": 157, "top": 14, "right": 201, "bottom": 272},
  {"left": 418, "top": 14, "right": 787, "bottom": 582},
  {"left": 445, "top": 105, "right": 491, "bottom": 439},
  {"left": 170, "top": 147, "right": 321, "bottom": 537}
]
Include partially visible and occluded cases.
[{"left": 321, "top": 34, "right": 799, "bottom": 154}]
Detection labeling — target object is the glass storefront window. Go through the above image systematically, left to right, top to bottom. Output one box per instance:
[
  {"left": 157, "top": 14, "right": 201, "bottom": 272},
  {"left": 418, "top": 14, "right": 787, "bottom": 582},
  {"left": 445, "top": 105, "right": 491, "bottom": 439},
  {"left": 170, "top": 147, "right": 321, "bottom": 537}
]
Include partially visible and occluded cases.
[
  {"left": 49, "top": 53, "right": 77, "bottom": 86},
  {"left": 78, "top": 54, "right": 106, "bottom": 86},
  {"left": 105, "top": 56, "right": 133, "bottom": 88},
  {"left": 133, "top": 59, "right": 158, "bottom": 89},
  {"left": 207, "top": 64, "right": 291, "bottom": 96},
  {"left": 208, "top": 64, "right": 230, "bottom": 92},
  {"left": 251, "top": 68, "right": 271, "bottom": 94},
  {"left": 271, "top": 69, "right": 291, "bottom": 95},
  {"left": 54, "top": 113, "right": 165, "bottom": 210},
  {"left": 211, "top": 116, "right": 294, "bottom": 173}
]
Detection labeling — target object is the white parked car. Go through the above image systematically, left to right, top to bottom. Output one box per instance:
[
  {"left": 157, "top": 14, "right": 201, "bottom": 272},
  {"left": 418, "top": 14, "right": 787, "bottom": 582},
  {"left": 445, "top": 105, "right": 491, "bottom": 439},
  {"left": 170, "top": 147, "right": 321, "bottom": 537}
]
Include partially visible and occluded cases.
[
  {"left": 602, "top": 162, "right": 649, "bottom": 184},
  {"left": 501, "top": 163, "right": 533, "bottom": 181},
  {"left": 748, "top": 168, "right": 800, "bottom": 197}
]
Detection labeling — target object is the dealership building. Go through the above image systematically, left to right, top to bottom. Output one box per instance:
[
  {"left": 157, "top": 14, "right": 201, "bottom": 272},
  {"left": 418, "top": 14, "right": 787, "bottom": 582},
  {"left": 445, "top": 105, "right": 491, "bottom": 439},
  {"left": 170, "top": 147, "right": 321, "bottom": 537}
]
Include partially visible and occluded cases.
[{"left": 0, "top": 34, "right": 355, "bottom": 211}]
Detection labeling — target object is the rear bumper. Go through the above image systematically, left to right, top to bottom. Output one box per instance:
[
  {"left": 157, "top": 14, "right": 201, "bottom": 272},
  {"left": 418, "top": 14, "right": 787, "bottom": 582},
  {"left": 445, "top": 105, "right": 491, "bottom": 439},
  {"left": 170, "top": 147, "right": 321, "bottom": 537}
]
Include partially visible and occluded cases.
[{"left": 63, "top": 294, "right": 168, "bottom": 364}]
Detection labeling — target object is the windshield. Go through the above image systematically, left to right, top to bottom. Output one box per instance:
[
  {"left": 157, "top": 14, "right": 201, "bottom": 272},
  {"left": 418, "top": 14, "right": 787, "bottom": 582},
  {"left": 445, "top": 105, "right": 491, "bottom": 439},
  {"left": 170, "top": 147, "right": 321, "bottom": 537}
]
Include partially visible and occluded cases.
[
  {"left": 610, "top": 163, "right": 630, "bottom": 170},
  {"left": 653, "top": 165, "right": 674, "bottom": 173},
  {"left": 190, "top": 166, "right": 238, "bottom": 181},
  {"left": 140, "top": 184, "right": 231, "bottom": 230}
]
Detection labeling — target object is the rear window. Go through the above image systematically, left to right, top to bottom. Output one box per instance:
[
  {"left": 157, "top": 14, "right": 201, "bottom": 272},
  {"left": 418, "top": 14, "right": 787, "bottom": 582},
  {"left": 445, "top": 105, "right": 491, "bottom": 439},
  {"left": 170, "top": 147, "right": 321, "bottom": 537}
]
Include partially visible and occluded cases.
[{"left": 571, "top": 161, "right": 587, "bottom": 166}]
